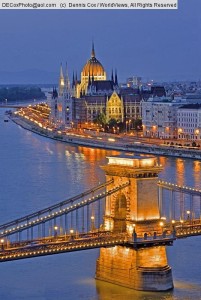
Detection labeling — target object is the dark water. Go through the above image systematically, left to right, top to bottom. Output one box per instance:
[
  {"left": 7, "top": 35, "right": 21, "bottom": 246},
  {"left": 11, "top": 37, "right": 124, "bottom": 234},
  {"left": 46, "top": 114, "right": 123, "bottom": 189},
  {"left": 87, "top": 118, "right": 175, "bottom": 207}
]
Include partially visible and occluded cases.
[{"left": 0, "top": 109, "right": 201, "bottom": 300}]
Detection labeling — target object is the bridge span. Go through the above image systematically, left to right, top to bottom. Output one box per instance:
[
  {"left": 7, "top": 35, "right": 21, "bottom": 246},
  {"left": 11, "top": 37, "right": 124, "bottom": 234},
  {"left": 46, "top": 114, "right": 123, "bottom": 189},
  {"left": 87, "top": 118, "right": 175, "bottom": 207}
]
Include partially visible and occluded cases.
[{"left": 0, "top": 155, "right": 201, "bottom": 291}]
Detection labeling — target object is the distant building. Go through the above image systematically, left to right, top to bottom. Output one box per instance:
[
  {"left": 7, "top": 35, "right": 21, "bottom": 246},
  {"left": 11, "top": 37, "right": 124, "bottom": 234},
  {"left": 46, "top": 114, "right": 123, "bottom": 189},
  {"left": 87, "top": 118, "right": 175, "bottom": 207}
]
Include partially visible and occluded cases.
[
  {"left": 49, "top": 43, "right": 167, "bottom": 129},
  {"left": 71, "top": 43, "right": 142, "bottom": 127},
  {"left": 48, "top": 64, "right": 72, "bottom": 128},
  {"left": 127, "top": 76, "right": 142, "bottom": 88},
  {"left": 151, "top": 86, "right": 166, "bottom": 97},
  {"left": 142, "top": 96, "right": 186, "bottom": 139},
  {"left": 177, "top": 103, "right": 201, "bottom": 140}
]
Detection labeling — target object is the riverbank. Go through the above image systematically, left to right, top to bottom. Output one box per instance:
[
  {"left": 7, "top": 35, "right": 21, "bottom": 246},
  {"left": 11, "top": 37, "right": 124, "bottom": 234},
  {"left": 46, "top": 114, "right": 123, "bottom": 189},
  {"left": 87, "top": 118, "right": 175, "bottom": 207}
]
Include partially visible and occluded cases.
[{"left": 10, "top": 115, "right": 201, "bottom": 160}]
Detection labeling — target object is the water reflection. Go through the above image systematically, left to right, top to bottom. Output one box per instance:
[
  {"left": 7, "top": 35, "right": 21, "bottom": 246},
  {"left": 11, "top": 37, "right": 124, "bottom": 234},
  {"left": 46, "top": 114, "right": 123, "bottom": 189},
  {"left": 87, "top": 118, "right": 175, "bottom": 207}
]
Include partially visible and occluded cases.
[
  {"left": 0, "top": 108, "right": 201, "bottom": 299},
  {"left": 96, "top": 279, "right": 174, "bottom": 300}
]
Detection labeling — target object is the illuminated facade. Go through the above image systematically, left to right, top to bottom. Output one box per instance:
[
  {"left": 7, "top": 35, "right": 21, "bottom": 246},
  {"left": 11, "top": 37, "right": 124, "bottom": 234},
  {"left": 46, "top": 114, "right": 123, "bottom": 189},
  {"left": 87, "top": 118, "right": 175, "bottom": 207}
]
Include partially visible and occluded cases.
[
  {"left": 75, "top": 42, "right": 107, "bottom": 98},
  {"left": 49, "top": 43, "right": 142, "bottom": 127},
  {"left": 49, "top": 64, "right": 72, "bottom": 128},
  {"left": 141, "top": 97, "right": 184, "bottom": 139},
  {"left": 177, "top": 103, "right": 201, "bottom": 140},
  {"left": 96, "top": 155, "right": 173, "bottom": 291}
]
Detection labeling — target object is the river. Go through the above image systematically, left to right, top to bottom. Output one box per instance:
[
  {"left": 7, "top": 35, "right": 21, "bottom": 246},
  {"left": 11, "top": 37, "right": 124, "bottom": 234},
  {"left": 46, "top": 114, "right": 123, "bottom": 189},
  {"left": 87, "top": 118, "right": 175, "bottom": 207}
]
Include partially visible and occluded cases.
[{"left": 0, "top": 109, "right": 201, "bottom": 300}]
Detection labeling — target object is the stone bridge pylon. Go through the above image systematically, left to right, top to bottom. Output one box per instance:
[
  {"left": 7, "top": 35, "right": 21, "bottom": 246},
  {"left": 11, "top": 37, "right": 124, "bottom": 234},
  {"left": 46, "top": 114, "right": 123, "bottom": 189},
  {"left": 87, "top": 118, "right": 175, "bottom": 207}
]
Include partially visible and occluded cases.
[{"left": 96, "top": 155, "right": 173, "bottom": 291}]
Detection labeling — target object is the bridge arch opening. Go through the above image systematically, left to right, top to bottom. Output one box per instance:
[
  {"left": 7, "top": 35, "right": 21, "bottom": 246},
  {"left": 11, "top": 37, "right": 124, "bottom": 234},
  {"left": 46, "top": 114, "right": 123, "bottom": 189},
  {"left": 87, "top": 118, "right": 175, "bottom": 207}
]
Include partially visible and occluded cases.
[{"left": 113, "top": 193, "right": 127, "bottom": 232}]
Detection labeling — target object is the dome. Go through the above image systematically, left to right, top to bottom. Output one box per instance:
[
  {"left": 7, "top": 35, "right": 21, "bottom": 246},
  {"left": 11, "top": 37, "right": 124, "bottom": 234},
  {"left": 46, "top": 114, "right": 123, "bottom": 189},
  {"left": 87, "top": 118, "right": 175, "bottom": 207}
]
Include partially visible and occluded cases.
[{"left": 82, "top": 44, "right": 105, "bottom": 77}]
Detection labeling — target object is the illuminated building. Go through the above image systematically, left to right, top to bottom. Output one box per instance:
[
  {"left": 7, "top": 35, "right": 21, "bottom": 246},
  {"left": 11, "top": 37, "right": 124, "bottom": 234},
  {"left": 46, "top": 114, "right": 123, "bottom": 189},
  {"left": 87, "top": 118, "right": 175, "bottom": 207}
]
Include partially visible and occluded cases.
[
  {"left": 49, "top": 43, "right": 142, "bottom": 127},
  {"left": 48, "top": 63, "right": 72, "bottom": 128},
  {"left": 141, "top": 96, "right": 185, "bottom": 139},
  {"left": 177, "top": 103, "right": 201, "bottom": 140},
  {"left": 96, "top": 155, "right": 173, "bottom": 291}
]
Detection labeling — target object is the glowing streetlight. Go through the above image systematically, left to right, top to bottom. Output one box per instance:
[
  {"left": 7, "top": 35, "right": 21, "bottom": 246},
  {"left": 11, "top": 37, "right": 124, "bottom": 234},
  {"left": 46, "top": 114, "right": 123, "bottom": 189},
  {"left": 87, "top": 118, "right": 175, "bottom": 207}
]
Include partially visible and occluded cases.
[
  {"left": 91, "top": 216, "right": 95, "bottom": 231},
  {"left": 159, "top": 221, "right": 164, "bottom": 234},
  {"left": 54, "top": 226, "right": 58, "bottom": 237},
  {"left": 70, "top": 229, "right": 74, "bottom": 235},
  {"left": 1, "top": 239, "right": 4, "bottom": 250}
]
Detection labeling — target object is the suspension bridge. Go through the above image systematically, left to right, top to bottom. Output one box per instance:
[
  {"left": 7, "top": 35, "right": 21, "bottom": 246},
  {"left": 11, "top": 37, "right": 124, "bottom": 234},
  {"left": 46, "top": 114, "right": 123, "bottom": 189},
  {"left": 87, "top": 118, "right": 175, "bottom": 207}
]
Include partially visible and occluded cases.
[{"left": 0, "top": 155, "right": 201, "bottom": 291}]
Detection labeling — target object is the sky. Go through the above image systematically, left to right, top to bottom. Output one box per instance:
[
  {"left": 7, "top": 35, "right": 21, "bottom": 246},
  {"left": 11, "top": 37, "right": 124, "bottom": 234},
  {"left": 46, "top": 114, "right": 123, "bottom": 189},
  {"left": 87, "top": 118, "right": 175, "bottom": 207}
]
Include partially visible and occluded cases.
[{"left": 0, "top": 1, "right": 201, "bottom": 84}]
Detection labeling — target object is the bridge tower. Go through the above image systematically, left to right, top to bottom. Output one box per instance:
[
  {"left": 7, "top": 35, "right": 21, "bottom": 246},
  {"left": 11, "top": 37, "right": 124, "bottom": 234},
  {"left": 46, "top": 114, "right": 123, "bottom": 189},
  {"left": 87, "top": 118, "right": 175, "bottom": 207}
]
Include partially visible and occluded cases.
[{"left": 96, "top": 155, "right": 173, "bottom": 291}]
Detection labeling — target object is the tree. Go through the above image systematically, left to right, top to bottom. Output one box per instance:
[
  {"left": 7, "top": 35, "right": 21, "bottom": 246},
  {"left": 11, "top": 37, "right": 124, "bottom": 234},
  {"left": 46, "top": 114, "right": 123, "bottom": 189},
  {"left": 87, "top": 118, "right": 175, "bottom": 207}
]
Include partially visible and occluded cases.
[
  {"left": 93, "top": 113, "right": 107, "bottom": 127},
  {"left": 133, "top": 118, "right": 142, "bottom": 130}
]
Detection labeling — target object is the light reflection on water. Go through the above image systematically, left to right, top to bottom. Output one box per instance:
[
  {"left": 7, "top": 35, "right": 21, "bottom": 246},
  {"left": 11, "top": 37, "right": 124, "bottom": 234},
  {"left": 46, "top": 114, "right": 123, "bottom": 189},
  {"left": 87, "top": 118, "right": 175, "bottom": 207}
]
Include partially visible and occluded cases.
[{"left": 0, "top": 109, "right": 201, "bottom": 299}]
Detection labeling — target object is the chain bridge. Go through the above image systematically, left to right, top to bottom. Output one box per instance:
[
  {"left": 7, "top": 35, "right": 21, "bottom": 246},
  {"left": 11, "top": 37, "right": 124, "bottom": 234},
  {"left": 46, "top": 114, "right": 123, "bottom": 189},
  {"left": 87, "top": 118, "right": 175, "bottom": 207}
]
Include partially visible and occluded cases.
[{"left": 0, "top": 155, "right": 201, "bottom": 291}]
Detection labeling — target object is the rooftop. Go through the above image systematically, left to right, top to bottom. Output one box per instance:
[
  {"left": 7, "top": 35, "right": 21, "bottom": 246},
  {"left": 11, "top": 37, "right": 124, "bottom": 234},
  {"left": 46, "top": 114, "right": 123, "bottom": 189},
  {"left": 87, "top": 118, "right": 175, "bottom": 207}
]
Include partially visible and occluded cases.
[
  {"left": 179, "top": 103, "right": 201, "bottom": 109},
  {"left": 107, "top": 155, "right": 157, "bottom": 168}
]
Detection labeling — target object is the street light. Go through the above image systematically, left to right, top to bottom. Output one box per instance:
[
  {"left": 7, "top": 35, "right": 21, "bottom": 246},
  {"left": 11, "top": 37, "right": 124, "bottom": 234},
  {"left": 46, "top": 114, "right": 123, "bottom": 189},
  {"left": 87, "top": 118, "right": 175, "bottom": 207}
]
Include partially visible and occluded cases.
[
  {"left": 126, "top": 120, "right": 128, "bottom": 134},
  {"left": 186, "top": 210, "right": 190, "bottom": 221},
  {"left": 91, "top": 216, "right": 95, "bottom": 231},
  {"left": 171, "top": 220, "right": 176, "bottom": 236},
  {"left": 159, "top": 221, "right": 164, "bottom": 234},
  {"left": 54, "top": 226, "right": 58, "bottom": 237},
  {"left": 70, "top": 229, "right": 74, "bottom": 240},
  {"left": 1, "top": 239, "right": 4, "bottom": 250}
]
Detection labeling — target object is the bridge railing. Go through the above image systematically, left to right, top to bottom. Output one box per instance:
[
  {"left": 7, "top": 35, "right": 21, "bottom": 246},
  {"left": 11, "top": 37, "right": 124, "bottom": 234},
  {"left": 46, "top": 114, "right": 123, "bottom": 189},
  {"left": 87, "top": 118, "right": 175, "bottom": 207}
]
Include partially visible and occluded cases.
[{"left": 0, "top": 181, "right": 130, "bottom": 247}]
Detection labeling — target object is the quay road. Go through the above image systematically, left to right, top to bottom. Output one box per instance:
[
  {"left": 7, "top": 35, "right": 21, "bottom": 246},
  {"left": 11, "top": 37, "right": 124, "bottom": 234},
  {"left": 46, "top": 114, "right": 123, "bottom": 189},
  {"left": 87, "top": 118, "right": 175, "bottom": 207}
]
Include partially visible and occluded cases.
[
  {"left": 8, "top": 103, "right": 201, "bottom": 160},
  {"left": 11, "top": 114, "right": 201, "bottom": 161}
]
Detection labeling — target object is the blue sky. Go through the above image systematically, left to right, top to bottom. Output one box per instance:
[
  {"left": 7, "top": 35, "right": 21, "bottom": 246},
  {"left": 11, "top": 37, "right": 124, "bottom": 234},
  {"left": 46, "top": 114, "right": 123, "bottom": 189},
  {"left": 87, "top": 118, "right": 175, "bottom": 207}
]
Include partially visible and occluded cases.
[{"left": 0, "top": 1, "right": 201, "bottom": 83}]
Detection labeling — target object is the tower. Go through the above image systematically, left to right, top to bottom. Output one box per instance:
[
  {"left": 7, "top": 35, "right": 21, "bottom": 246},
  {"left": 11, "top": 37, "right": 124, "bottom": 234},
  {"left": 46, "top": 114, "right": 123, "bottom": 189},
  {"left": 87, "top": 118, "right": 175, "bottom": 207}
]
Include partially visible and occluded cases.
[
  {"left": 76, "top": 42, "right": 107, "bottom": 98},
  {"left": 59, "top": 63, "right": 65, "bottom": 97},
  {"left": 62, "top": 63, "right": 72, "bottom": 127},
  {"left": 96, "top": 155, "right": 173, "bottom": 291}
]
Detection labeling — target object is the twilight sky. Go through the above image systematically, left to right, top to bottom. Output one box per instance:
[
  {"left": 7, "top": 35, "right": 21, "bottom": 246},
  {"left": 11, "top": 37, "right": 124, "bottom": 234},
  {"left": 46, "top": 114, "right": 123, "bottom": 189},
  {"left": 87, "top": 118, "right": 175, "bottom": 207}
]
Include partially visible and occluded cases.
[{"left": 0, "top": 1, "right": 201, "bottom": 83}]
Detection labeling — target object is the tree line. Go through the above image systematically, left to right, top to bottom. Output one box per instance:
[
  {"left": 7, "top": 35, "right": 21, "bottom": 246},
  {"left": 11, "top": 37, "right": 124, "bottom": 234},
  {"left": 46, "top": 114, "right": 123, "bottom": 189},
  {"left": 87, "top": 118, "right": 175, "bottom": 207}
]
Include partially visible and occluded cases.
[{"left": 0, "top": 87, "right": 45, "bottom": 102}]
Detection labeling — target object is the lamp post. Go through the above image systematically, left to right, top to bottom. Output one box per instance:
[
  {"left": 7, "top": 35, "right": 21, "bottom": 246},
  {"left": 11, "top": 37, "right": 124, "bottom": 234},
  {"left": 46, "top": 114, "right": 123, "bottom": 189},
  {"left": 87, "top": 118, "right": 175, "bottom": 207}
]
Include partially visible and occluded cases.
[
  {"left": 126, "top": 120, "right": 128, "bottom": 134},
  {"left": 195, "top": 129, "right": 199, "bottom": 140},
  {"left": 186, "top": 210, "right": 190, "bottom": 222},
  {"left": 91, "top": 216, "right": 95, "bottom": 231},
  {"left": 180, "top": 219, "right": 184, "bottom": 230},
  {"left": 171, "top": 220, "right": 176, "bottom": 237},
  {"left": 159, "top": 221, "right": 164, "bottom": 235},
  {"left": 132, "top": 224, "right": 137, "bottom": 242},
  {"left": 54, "top": 226, "right": 58, "bottom": 238},
  {"left": 70, "top": 229, "right": 74, "bottom": 240},
  {"left": 0, "top": 239, "right": 4, "bottom": 250}
]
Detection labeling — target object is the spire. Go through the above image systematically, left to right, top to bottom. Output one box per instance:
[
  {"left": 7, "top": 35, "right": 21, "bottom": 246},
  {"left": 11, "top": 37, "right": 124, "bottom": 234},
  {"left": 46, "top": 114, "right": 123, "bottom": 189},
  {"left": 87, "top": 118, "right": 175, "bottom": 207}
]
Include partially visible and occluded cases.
[
  {"left": 91, "top": 40, "right": 95, "bottom": 58},
  {"left": 65, "top": 62, "right": 70, "bottom": 91},
  {"left": 59, "top": 63, "right": 65, "bottom": 96},
  {"left": 60, "top": 63, "right": 64, "bottom": 79},
  {"left": 111, "top": 69, "right": 114, "bottom": 82},
  {"left": 115, "top": 69, "right": 118, "bottom": 86},
  {"left": 72, "top": 71, "right": 75, "bottom": 88},
  {"left": 52, "top": 87, "right": 58, "bottom": 99}
]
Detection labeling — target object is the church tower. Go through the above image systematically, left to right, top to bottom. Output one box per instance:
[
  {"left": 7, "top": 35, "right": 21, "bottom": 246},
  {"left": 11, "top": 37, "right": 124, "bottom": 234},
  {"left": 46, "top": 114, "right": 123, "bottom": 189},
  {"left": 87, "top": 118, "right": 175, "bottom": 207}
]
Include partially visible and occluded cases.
[{"left": 59, "top": 63, "right": 65, "bottom": 97}]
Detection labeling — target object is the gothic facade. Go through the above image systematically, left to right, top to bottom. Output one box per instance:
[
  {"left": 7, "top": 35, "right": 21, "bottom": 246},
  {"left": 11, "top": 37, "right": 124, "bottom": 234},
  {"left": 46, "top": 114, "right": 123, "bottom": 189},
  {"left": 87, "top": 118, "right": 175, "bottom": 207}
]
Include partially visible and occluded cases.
[{"left": 49, "top": 43, "right": 142, "bottom": 128}]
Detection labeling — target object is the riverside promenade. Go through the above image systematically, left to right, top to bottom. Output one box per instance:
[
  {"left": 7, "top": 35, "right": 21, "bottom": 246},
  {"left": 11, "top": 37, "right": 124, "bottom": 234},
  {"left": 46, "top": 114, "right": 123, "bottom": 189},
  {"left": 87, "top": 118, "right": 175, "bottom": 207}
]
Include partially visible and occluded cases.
[{"left": 10, "top": 115, "right": 201, "bottom": 161}]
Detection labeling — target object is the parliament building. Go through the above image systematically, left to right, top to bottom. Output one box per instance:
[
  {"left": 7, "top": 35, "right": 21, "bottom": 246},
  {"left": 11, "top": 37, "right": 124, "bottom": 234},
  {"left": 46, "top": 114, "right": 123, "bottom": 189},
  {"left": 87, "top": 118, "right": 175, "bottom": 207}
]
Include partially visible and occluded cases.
[{"left": 49, "top": 43, "right": 142, "bottom": 129}]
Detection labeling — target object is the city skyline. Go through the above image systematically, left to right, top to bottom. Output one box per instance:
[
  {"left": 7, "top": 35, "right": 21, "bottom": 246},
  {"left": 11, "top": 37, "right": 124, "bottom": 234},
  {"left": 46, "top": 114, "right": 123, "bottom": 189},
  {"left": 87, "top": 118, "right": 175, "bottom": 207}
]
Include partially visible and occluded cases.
[{"left": 0, "top": 0, "right": 201, "bottom": 83}]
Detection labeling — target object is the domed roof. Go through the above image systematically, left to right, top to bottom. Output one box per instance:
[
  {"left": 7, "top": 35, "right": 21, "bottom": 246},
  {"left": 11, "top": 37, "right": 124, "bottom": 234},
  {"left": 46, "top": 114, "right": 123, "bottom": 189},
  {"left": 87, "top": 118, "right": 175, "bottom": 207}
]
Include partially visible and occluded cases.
[{"left": 82, "top": 44, "right": 105, "bottom": 77}]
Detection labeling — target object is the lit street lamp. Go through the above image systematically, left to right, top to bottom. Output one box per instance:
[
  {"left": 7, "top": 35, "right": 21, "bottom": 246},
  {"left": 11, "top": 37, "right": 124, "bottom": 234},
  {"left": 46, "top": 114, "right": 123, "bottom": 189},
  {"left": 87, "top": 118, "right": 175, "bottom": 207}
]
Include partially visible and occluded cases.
[
  {"left": 186, "top": 210, "right": 190, "bottom": 221},
  {"left": 91, "top": 216, "right": 95, "bottom": 231},
  {"left": 159, "top": 221, "right": 164, "bottom": 235},
  {"left": 54, "top": 226, "right": 58, "bottom": 238},
  {"left": 70, "top": 229, "right": 74, "bottom": 240},
  {"left": 1, "top": 239, "right": 4, "bottom": 250}
]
